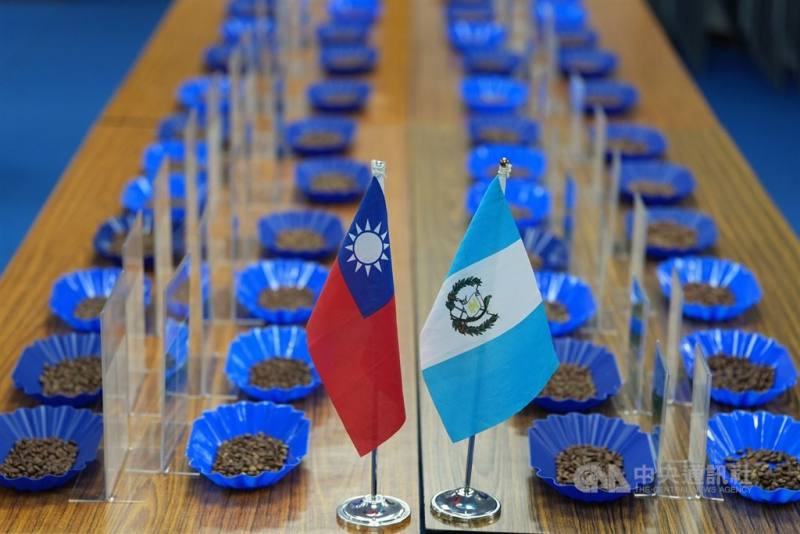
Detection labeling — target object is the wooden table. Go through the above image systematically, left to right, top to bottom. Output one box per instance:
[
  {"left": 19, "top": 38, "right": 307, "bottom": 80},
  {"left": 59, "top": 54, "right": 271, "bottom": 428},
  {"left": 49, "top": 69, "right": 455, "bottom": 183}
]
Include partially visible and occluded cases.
[{"left": 0, "top": 0, "right": 798, "bottom": 532}]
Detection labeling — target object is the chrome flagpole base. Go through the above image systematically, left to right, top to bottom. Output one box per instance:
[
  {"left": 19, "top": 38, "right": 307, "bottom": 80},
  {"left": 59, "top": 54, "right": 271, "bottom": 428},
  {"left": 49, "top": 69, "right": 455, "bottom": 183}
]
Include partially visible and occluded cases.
[
  {"left": 430, "top": 486, "right": 501, "bottom": 526},
  {"left": 336, "top": 494, "right": 411, "bottom": 530}
]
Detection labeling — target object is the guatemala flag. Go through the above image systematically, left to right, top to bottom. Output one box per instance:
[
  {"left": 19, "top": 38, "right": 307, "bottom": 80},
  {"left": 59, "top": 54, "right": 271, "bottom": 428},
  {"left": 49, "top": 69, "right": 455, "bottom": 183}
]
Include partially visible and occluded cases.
[
  {"left": 307, "top": 163, "right": 405, "bottom": 456},
  {"left": 420, "top": 175, "right": 558, "bottom": 442}
]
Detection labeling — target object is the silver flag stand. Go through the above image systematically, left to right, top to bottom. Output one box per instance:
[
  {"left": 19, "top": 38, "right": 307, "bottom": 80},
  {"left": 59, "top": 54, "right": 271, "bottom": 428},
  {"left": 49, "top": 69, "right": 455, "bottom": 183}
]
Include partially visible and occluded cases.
[
  {"left": 430, "top": 435, "right": 501, "bottom": 526},
  {"left": 337, "top": 448, "right": 411, "bottom": 529}
]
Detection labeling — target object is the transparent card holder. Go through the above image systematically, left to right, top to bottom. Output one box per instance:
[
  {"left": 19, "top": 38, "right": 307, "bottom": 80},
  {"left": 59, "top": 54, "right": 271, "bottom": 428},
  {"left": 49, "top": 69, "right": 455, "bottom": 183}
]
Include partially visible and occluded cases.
[
  {"left": 153, "top": 156, "right": 174, "bottom": 341},
  {"left": 666, "top": 268, "right": 692, "bottom": 404},
  {"left": 633, "top": 342, "right": 670, "bottom": 497}
]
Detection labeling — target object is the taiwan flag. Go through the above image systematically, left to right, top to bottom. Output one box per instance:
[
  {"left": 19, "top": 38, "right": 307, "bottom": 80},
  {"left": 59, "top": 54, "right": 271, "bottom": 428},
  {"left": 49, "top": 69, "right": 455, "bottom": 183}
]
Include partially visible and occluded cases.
[{"left": 307, "top": 163, "right": 406, "bottom": 456}]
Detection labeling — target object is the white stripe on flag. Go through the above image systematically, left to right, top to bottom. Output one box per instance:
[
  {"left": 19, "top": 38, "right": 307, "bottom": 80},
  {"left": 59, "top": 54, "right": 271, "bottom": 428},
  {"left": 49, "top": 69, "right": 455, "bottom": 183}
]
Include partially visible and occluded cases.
[{"left": 420, "top": 239, "right": 543, "bottom": 369}]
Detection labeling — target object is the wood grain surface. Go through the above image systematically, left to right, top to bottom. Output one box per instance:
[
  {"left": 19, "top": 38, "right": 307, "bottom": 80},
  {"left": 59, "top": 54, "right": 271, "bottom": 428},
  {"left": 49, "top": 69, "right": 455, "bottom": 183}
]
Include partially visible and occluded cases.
[
  {"left": 1, "top": 0, "right": 799, "bottom": 532},
  {"left": 412, "top": 0, "right": 800, "bottom": 533}
]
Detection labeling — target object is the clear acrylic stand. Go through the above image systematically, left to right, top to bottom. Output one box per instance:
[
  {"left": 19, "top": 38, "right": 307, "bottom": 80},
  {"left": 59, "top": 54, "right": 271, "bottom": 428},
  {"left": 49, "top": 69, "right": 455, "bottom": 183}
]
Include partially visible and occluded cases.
[
  {"left": 589, "top": 105, "right": 607, "bottom": 203},
  {"left": 153, "top": 157, "right": 173, "bottom": 341},
  {"left": 666, "top": 268, "right": 692, "bottom": 404},
  {"left": 615, "top": 277, "right": 651, "bottom": 415},
  {"left": 633, "top": 342, "right": 670, "bottom": 497},
  {"left": 656, "top": 345, "right": 723, "bottom": 500}
]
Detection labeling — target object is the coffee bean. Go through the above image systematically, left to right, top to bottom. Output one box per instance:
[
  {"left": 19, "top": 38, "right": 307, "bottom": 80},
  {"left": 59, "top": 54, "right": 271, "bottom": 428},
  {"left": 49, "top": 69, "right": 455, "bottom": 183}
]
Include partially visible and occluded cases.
[
  {"left": 310, "top": 173, "right": 357, "bottom": 193},
  {"left": 627, "top": 180, "right": 675, "bottom": 198},
  {"left": 647, "top": 221, "right": 697, "bottom": 249},
  {"left": 275, "top": 229, "right": 326, "bottom": 252},
  {"left": 683, "top": 283, "right": 735, "bottom": 306},
  {"left": 258, "top": 287, "right": 315, "bottom": 311},
  {"left": 74, "top": 297, "right": 108, "bottom": 319},
  {"left": 545, "top": 300, "right": 571, "bottom": 324},
  {"left": 707, "top": 354, "right": 775, "bottom": 393},
  {"left": 40, "top": 356, "right": 102, "bottom": 397},
  {"left": 249, "top": 358, "right": 312, "bottom": 390},
  {"left": 540, "top": 363, "right": 596, "bottom": 400},
  {"left": 211, "top": 432, "right": 289, "bottom": 477},
  {"left": 0, "top": 438, "right": 78, "bottom": 479},
  {"left": 555, "top": 445, "right": 626, "bottom": 491},
  {"left": 724, "top": 448, "right": 800, "bottom": 491}
]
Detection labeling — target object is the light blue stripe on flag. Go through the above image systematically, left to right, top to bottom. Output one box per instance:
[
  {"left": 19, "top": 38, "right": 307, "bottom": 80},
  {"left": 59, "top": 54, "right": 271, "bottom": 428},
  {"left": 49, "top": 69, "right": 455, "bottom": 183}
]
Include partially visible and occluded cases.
[
  {"left": 449, "top": 178, "right": 520, "bottom": 275},
  {"left": 421, "top": 304, "right": 557, "bottom": 442}
]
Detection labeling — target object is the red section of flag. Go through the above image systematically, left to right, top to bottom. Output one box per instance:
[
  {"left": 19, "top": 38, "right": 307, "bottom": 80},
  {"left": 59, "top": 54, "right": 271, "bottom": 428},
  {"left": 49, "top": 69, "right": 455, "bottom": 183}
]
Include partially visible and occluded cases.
[{"left": 307, "top": 261, "right": 406, "bottom": 456}]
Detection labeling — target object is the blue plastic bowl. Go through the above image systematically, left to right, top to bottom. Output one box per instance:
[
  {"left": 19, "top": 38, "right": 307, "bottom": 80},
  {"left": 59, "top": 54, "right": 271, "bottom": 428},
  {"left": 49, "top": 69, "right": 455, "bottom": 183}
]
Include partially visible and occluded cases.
[
  {"left": 329, "top": 0, "right": 382, "bottom": 25},
  {"left": 534, "top": 0, "right": 588, "bottom": 32},
  {"left": 446, "top": 5, "right": 494, "bottom": 24},
  {"left": 221, "top": 17, "right": 272, "bottom": 45},
  {"left": 448, "top": 20, "right": 507, "bottom": 52},
  {"left": 317, "top": 22, "right": 370, "bottom": 47},
  {"left": 558, "top": 27, "right": 599, "bottom": 49},
  {"left": 204, "top": 43, "right": 234, "bottom": 72},
  {"left": 320, "top": 46, "right": 377, "bottom": 75},
  {"left": 463, "top": 48, "right": 523, "bottom": 76},
  {"left": 559, "top": 49, "right": 617, "bottom": 77},
  {"left": 176, "top": 76, "right": 231, "bottom": 116},
  {"left": 461, "top": 76, "right": 528, "bottom": 114},
  {"left": 308, "top": 80, "right": 371, "bottom": 113},
  {"left": 583, "top": 80, "right": 638, "bottom": 115},
  {"left": 157, "top": 111, "right": 231, "bottom": 143},
  {"left": 467, "top": 115, "right": 540, "bottom": 146},
  {"left": 286, "top": 117, "right": 356, "bottom": 156},
  {"left": 596, "top": 123, "right": 668, "bottom": 160},
  {"left": 141, "top": 139, "right": 208, "bottom": 178},
  {"left": 467, "top": 144, "right": 546, "bottom": 182},
  {"left": 295, "top": 157, "right": 371, "bottom": 204},
  {"left": 619, "top": 161, "right": 695, "bottom": 205},
  {"left": 121, "top": 173, "right": 207, "bottom": 223},
  {"left": 466, "top": 180, "right": 551, "bottom": 230},
  {"left": 625, "top": 208, "right": 717, "bottom": 258},
  {"left": 258, "top": 210, "right": 345, "bottom": 260},
  {"left": 93, "top": 213, "right": 156, "bottom": 265},
  {"left": 522, "top": 227, "right": 568, "bottom": 271},
  {"left": 656, "top": 256, "right": 762, "bottom": 321},
  {"left": 236, "top": 260, "right": 329, "bottom": 324},
  {"left": 49, "top": 267, "right": 152, "bottom": 332},
  {"left": 536, "top": 271, "right": 597, "bottom": 336},
  {"left": 225, "top": 326, "right": 322, "bottom": 402},
  {"left": 680, "top": 329, "right": 797, "bottom": 407},
  {"left": 12, "top": 333, "right": 103, "bottom": 406},
  {"left": 534, "top": 338, "right": 622, "bottom": 412},
  {"left": 186, "top": 401, "right": 310, "bottom": 489},
  {"left": 0, "top": 405, "right": 102, "bottom": 491},
  {"left": 707, "top": 411, "right": 800, "bottom": 504},
  {"left": 529, "top": 413, "right": 656, "bottom": 502}
]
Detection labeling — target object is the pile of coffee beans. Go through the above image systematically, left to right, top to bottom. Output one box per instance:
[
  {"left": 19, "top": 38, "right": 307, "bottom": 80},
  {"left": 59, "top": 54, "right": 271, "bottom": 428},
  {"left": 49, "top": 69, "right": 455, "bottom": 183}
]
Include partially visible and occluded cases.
[
  {"left": 329, "top": 55, "right": 365, "bottom": 69},
  {"left": 322, "top": 92, "right": 359, "bottom": 106},
  {"left": 585, "top": 94, "right": 620, "bottom": 107},
  {"left": 479, "top": 128, "right": 519, "bottom": 144},
  {"left": 298, "top": 131, "right": 343, "bottom": 148},
  {"left": 607, "top": 138, "right": 649, "bottom": 156},
  {"left": 311, "top": 173, "right": 357, "bottom": 193},
  {"left": 627, "top": 180, "right": 676, "bottom": 199},
  {"left": 510, "top": 205, "right": 532, "bottom": 221},
  {"left": 647, "top": 221, "right": 698, "bottom": 249},
  {"left": 275, "top": 229, "right": 326, "bottom": 252},
  {"left": 107, "top": 232, "right": 155, "bottom": 256},
  {"left": 683, "top": 282, "right": 736, "bottom": 306},
  {"left": 259, "top": 287, "right": 315, "bottom": 311},
  {"left": 74, "top": 297, "right": 108, "bottom": 320},
  {"left": 545, "top": 300, "right": 570, "bottom": 324},
  {"left": 707, "top": 355, "right": 775, "bottom": 392},
  {"left": 40, "top": 356, "right": 102, "bottom": 397},
  {"left": 249, "top": 358, "right": 312, "bottom": 390},
  {"left": 540, "top": 364, "right": 596, "bottom": 400},
  {"left": 212, "top": 432, "right": 289, "bottom": 477},
  {"left": 0, "top": 438, "right": 78, "bottom": 479},
  {"left": 556, "top": 445, "right": 627, "bottom": 491},
  {"left": 724, "top": 448, "right": 800, "bottom": 490}
]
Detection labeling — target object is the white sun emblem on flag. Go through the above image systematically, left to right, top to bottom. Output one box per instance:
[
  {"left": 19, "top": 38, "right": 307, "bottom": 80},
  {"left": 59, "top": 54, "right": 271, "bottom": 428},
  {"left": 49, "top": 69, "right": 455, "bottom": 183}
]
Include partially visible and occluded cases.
[{"left": 344, "top": 219, "right": 389, "bottom": 276}]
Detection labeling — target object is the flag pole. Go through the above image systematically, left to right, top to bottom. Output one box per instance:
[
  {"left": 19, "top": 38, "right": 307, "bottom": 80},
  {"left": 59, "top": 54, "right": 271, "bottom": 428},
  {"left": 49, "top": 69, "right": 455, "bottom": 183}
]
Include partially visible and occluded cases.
[
  {"left": 430, "top": 158, "right": 512, "bottom": 527},
  {"left": 335, "top": 160, "right": 411, "bottom": 530}
]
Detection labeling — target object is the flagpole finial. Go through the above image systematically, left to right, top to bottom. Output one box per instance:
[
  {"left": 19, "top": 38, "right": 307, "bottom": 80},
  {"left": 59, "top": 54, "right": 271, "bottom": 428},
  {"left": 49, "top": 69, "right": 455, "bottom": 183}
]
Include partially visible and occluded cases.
[
  {"left": 497, "top": 157, "right": 512, "bottom": 192},
  {"left": 371, "top": 159, "right": 387, "bottom": 188}
]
